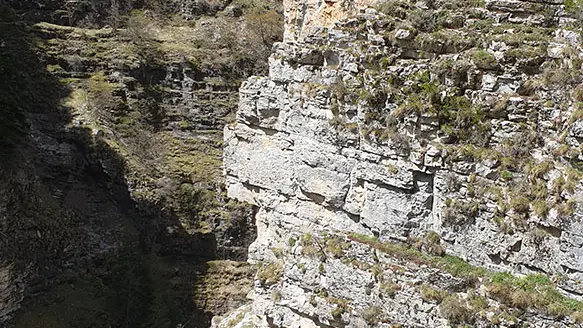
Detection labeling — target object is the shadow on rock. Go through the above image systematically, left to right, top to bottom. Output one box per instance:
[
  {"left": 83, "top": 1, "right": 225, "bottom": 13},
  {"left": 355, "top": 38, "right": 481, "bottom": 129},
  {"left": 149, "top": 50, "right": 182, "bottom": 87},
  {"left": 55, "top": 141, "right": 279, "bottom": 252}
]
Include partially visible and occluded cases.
[{"left": 0, "top": 5, "right": 251, "bottom": 328}]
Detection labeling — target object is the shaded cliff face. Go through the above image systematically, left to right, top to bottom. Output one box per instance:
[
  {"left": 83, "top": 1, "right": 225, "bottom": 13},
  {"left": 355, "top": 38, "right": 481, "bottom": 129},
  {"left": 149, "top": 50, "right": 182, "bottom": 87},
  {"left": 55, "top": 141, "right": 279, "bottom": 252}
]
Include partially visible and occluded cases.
[
  {"left": 220, "top": 0, "right": 583, "bottom": 326},
  {"left": 0, "top": 1, "right": 282, "bottom": 326}
]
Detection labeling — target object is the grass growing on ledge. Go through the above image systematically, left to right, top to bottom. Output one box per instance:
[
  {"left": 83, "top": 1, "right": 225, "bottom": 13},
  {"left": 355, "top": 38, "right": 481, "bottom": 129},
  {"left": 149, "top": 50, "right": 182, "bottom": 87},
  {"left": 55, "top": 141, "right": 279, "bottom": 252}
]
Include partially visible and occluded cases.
[
  {"left": 347, "top": 233, "right": 583, "bottom": 319},
  {"left": 347, "top": 233, "right": 487, "bottom": 281}
]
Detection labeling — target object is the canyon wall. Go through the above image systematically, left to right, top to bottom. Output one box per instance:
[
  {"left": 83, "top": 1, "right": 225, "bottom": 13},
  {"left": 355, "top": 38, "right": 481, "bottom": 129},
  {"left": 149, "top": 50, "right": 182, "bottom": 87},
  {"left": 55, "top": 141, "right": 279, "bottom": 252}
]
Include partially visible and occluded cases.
[
  {"left": 218, "top": 0, "right": 583, "bottom": 326},
  {"left": 0, "top": 1, "right": 283, "bottom": 325}
]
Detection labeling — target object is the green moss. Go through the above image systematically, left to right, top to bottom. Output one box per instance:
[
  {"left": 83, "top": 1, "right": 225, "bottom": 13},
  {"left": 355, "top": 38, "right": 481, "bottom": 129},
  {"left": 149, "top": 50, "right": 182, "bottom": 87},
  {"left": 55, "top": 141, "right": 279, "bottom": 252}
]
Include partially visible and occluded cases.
[
  {"left": 565, "top": 0, "right": 583, "bottom": 13},
  {"left": 505, "top": 45, "right": 548, "bottom": 62},
  {"left": 324, "top": 234, "right": 350, "bottom": 258},
  {"left": 489, "top": 272, "right": 583, "bottom": 316},
  {"left": 467, "top": 290, "right": 489, "bottom": 311}
]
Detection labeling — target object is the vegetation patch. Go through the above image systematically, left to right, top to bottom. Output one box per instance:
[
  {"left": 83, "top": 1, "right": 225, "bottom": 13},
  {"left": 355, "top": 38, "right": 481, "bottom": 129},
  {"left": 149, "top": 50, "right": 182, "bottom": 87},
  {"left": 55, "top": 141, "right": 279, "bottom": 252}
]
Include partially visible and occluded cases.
[
  {"left": 347, "top": 233, "right": 583, "bottom": 320},
  {"left": 257, "top": 261, "right": 283, "bottom": 286}
]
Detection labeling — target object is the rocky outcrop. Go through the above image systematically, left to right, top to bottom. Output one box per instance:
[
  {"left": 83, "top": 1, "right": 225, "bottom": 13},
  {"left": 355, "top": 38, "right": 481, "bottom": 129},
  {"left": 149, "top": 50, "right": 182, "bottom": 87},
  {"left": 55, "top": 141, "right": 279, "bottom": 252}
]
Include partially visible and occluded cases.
[
  {"left": 219, "top": 0, "right": 583, "bottom": 326},
  {"left": 283, "top": 0, "right": 375, "bottom": 42}
]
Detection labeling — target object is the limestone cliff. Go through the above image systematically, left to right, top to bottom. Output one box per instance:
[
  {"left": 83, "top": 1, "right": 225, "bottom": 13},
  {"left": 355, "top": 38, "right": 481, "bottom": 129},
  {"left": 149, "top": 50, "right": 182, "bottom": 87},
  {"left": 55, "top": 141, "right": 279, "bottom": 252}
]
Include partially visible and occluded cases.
[{"left": 219, "top": 0, "right": 583, "bottom": 326}]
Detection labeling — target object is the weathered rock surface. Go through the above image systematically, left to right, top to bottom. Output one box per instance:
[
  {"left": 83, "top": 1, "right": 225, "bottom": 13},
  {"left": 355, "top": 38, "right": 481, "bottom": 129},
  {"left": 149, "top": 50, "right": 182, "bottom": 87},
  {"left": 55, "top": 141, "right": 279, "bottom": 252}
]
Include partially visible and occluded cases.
[
  {"left": 0, "top": 0, "right": 281, "bottom": 325},
  {"left": 218, "top": 0, "right": 583, "bottom": 326}
]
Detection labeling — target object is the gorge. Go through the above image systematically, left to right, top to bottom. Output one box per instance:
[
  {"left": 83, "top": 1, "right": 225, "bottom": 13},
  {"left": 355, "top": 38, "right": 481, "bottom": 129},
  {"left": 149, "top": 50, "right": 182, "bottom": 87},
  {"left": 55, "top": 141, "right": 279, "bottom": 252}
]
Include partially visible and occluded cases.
[
  {"left": 2, "top": 0, "right": 583, "bottom": 327},
  {"left": 216, "top": 0, "right": 583, "bottom": 326}
]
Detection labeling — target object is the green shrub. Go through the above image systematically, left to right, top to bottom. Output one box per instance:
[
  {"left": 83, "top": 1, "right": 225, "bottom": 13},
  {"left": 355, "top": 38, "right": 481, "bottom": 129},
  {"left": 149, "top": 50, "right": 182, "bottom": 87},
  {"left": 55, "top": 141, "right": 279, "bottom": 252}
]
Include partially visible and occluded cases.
[
  {"left": 472, "top": 49, "right": 497, "bottom": 69},
  {"left": 438, "top": 94, "right": 490, "bottom": 146},
  {"left": 500, "top": 170, "right": 513, "bottom": 181},
  {"left": 510, "top": 195, "right": 530, "bottom": 214},
  {"left": 443, "top": 200, "right": 480, "bottom": 226},
  {"left": 533, "top": 200, "right": 550, "bottom": 218},
  {"left": 424, "top": 231, "right": 444, "bottom": 256},
  {"left": 300, "top": 233, "right": 320, "bottom": 256},
  {"left": 348, "top": 233, "right": 583, "bottom": 319},
  {"left": 324, "top": 235, "right": 349, "bottom": 258},
  {"left": 257, "top": 262, "right": 283, "bottom": 286},
  {"left": 380, "top": 281, "right": 401, "bottom": 298},
  {"left": 419, "top": 284, "right": 447, "bottom": 303},
  {"left": 467, "top": 291, "right": 489, "bottom": 311},
  {"left": 439, "top": 295, "right": 473, "bottom": 324},
  {"left": 362, "top": 305, "right": 383, "bottom": 324}
]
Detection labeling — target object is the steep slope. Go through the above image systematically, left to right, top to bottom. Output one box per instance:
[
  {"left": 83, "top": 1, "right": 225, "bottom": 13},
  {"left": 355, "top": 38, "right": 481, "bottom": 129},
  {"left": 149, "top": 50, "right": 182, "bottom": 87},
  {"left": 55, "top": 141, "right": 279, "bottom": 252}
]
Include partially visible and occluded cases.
[
  {"left": 219, "top": 0, "right": 583, "bottom": 326},
  {"left": 0, "top": 1, "right": 281, "bottom": 327}
]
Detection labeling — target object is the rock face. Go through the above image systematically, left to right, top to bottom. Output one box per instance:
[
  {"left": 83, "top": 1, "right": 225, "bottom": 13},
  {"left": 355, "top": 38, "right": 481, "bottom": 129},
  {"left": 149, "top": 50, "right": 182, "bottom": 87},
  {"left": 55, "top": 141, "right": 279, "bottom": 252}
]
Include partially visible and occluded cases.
[
  {"left": 0, "top": 0, "right": 282, "bottom": 325},
  {"left": 219, "top": 0, "right": 583, "bottom": 326},
  {"left": 283, "top": 0, "right": 375, "bottom": 42}
]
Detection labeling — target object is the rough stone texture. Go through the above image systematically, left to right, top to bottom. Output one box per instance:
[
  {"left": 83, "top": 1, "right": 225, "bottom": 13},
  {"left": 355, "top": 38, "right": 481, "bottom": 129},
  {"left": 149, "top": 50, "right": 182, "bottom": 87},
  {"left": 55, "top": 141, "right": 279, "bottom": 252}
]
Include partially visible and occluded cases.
[
  {"left": 218, "top": 0, "right": 583, "bottom": 326},
  {"left": 283, "top": 0, "right": 375, "bottom": 42},
  {"left": 0, "top": 2, "right": 269, "bottom": 325}
]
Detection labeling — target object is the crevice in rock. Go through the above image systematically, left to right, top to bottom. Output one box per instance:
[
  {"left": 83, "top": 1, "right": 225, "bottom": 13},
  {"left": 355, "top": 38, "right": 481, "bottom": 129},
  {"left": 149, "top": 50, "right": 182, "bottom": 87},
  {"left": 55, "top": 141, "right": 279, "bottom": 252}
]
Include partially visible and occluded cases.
[
  {"left": 243, "top": 124, "right": 281, "bottom": 137},
  {"left": 364, "top": 179, "right": 417, "bottom": 195},
  {"left": 242, "top": 181, "right": 263, "bottom": 194},
  {"left": 300, "top": 188, "right": 326, "bottom": 205},
  {"left": 343, "top": 211, "right": 361, "bottom": 223},
  {"left": 536, "top": 224, "right": 562, "bottom": 238},
  {"left": 509, "top": 239, "right": 522, "bottom": 253},
  {"left": 488, "top": 252, "right": 502, "bottom": 265},
  {"left": 522, "top": 263, "right": 547, "bottom": 275},
  {"left": 561, "top": 264, "right": 583, "bottom": 275},
  {"left": 282, "top": 303, "right": 346, "bottom": 328}
]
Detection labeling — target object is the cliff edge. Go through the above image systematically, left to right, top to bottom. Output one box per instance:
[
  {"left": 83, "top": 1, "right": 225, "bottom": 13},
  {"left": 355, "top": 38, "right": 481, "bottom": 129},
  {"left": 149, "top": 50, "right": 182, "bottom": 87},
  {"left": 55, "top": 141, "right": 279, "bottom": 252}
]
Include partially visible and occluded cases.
[{"left": 219, "top": 0, "right": 583, "bottom": 327}]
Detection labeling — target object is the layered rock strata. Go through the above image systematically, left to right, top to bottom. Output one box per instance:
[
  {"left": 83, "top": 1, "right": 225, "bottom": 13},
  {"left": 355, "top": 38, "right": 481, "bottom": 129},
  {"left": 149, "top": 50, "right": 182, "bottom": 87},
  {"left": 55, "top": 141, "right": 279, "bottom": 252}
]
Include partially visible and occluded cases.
[{"left": 219, "top": 0, "right": 583, "bottom": 326}]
